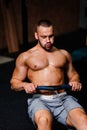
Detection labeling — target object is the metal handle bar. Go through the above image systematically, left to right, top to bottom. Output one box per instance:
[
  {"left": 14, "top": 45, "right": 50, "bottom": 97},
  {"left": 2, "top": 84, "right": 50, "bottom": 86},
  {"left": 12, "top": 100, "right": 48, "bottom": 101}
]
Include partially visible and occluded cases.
[{"left": 36, "top": 84, "right": 71, "bottom": 91}]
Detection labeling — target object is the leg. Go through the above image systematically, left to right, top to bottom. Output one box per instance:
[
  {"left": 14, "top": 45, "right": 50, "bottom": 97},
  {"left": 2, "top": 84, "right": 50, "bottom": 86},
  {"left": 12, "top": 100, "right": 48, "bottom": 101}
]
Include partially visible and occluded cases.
[
  {"left": 66, "top": 108, "right": 87, "bottom": 130},
  {"left": 34, "top": 109, "right": 53, "bottom": 130}
]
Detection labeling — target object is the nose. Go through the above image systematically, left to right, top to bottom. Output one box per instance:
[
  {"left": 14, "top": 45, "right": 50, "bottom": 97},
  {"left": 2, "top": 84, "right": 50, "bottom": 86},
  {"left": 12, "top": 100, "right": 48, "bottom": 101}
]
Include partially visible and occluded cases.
[{"left": 46, "top": 37, "right": 50, "bottom": 42}]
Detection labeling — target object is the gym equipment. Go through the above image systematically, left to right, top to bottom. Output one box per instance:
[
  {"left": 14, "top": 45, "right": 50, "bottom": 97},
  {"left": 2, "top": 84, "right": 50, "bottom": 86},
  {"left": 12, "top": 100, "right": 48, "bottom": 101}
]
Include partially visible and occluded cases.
[{"left": 36, "top": 84, "right": 71, "bottom": 91}]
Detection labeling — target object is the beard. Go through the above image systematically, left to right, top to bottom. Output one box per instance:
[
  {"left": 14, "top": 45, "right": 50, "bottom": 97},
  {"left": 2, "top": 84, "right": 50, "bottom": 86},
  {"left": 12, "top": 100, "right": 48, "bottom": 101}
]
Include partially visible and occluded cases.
[{"left": 39, "top": 41, "right": 53, "bottom": 51}]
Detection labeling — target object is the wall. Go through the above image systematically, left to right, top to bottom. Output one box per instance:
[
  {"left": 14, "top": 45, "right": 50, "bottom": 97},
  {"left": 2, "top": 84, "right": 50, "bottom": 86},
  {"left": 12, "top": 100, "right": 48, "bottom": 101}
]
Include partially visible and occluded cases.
[
  {"left": 0, "top": 0, "right": 80, "bottom": 52},
  {"left": 27, "top": 0, "right": 80, "bottom": 41},
  {"left": 79, "top": 0, "right": 87, "bottom": 28}
]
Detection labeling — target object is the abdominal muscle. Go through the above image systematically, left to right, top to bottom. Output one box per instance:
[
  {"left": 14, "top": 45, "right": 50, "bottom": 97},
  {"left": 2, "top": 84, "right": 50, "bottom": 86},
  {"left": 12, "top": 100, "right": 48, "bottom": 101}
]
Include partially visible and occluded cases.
[{"left": 28, "top": 65, "right": 65, "bottom": 93}]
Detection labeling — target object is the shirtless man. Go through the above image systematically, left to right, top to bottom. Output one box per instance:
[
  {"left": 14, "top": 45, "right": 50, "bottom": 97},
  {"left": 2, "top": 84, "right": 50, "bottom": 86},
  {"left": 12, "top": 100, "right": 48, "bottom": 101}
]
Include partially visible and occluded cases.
[{"left": 10, "top": 19, "right": 87, "bottom": 130}]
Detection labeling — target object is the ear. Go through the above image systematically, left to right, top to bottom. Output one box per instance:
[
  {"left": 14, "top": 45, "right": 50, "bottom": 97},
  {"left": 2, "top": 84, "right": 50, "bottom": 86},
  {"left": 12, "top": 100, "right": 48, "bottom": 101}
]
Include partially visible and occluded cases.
[{"left": 34, "top": 32, "right": 38, "bottom": 40}]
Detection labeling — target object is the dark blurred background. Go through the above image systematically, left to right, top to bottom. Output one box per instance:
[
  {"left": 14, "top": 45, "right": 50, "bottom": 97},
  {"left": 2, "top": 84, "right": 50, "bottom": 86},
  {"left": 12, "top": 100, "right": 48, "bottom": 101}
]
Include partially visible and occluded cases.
[
  {"left": 0, "top": 0, "right": 87, "bottom": 130},
  {"left": 0, "top": 0, "right": 87, "bottom": 54}
]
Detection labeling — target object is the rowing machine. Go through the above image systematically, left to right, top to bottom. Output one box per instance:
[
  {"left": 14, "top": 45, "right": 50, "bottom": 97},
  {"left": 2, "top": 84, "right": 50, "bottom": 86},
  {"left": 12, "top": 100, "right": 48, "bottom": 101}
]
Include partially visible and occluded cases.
[{"left": 36, "top": 84, "right": 71, "bottom": 91}]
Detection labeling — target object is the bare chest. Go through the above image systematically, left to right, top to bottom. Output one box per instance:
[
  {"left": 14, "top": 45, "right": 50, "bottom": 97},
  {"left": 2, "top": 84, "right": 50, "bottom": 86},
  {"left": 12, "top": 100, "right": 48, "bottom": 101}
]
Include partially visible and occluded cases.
[{"left": 26, "top": 52, "right": 67, "bottom": 70}]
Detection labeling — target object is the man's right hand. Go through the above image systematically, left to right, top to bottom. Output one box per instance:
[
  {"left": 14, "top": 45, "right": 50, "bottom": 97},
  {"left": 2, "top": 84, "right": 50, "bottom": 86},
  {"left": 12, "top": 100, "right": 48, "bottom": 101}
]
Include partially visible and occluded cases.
[{"left": 23, "top": 83, "right": 37, "bottom": 94}]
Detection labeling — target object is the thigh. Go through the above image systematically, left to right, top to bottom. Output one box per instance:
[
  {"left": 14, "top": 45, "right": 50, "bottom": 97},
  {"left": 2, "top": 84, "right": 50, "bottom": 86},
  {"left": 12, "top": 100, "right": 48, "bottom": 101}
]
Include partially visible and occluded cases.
[
  {"left": 55, "top": 95, "right": 84, "bottom": 126},
  {"left": 63, "top": 95, "right": 85, "bottom": 126},
  {"left": 63, "top": 95, "right": 83, "bottom": 112},
  {"left": 27, "top": 98, "right": 50, "bottom": 123},
  {"left": 66, "top": 108, "right": 86, "bottom": 127}
]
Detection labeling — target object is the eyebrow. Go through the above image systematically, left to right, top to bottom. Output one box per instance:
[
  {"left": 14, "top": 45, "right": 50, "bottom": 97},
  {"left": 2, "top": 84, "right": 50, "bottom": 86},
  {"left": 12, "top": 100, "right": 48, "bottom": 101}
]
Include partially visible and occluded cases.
[{"left": 41, "top": 34, "right": 54, "bottom": 38}]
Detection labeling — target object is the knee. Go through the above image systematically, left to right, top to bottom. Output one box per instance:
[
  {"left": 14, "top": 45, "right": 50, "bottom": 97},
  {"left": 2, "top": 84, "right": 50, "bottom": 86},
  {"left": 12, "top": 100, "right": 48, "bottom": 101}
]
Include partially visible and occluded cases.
[
  {"left": 34, "top": 110, "right": 53, "bottom": 129},
  {"left": 74, "top": 112, "right": 87, "bottom": 130},
  {"left": 80, "top": 114, "right": 87, "bottom": 125},
  {"left": 36, "top": 115, "right": 53, "bottom": 130},
  {"left": 76, "top": 115, "right": 87, "bottom": 130},
  {"left": 38, "top": 116, "right": 51, "bottom": 126}
]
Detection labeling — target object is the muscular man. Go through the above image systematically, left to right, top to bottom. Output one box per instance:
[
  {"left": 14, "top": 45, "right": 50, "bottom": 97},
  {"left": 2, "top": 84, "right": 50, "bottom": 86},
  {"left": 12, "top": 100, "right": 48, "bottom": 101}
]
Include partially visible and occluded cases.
[{"left": 10, "top": 19, "right": 87, "bottom": 130}]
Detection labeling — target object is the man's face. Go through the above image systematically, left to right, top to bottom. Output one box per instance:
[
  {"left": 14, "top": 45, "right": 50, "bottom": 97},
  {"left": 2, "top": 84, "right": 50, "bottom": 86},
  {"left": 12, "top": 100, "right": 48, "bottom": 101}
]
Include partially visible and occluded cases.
[{"left": 35, "top": 26, "right": 54, "bottom": 51}]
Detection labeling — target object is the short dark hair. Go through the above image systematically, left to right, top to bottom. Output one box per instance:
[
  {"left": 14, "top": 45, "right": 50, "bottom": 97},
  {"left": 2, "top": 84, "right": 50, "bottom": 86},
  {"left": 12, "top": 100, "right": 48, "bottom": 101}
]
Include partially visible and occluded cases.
[{"left": 37, "top": 19, "right": 52, "bottom": 27}]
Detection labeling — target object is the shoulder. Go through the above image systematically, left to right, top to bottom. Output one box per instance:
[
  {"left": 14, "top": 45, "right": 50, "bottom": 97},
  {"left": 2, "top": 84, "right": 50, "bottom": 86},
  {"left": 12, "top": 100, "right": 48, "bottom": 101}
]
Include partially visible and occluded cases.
[
  {"left": 16, "top": 46, "right": 38, "bottom": 64},
  {"left": 54, "top": 47, "right": 70, "bottom": 55},
  {"left": 16, "top": 48, "right": 33, "bottom": 63},
  {"left": 56, "top": 48, "right": 72, "bottom": 61},
  {"left": 60, "top": 49, "right": 70, "bottom": 55},
  {"left": 60, "top": 49, "right": 72, "bottom": 62},
  {"left": 15, "top": 52, "right": 28, "bottom": 67}
]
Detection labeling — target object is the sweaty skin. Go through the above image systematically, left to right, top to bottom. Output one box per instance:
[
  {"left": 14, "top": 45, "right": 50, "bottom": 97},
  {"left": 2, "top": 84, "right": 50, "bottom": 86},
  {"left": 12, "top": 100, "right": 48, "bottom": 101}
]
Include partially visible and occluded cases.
[
  {"left": 10, "top": 21, "right": 87, "bottom": 130},
  {"left": 10, "top": 26, "right": 81, "bottom": 94},
  {"left": 11, "top": 44, "right": 81, "bottom": 93}
]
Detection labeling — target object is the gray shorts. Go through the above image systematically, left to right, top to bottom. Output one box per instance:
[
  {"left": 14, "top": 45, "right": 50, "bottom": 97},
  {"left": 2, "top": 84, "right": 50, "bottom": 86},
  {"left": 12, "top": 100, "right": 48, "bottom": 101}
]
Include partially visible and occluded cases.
[{"left": 27, "top": 92, "right": 83, "bottom": 126}]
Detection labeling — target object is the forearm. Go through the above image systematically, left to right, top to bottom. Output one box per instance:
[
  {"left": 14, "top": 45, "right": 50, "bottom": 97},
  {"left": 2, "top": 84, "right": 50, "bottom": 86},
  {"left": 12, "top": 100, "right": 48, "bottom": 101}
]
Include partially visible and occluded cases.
[
  {"left": 68, "top": 72, "right": 82, "bottom": 91},
  {"left": 69, "top": 72, "right": 80, "bottom": 82},
  {"left": 10, "top": 78, "right": 27, "bottom": 91},
  {"left": 10, "top": 78, "right": 37, "bottom": 94}
]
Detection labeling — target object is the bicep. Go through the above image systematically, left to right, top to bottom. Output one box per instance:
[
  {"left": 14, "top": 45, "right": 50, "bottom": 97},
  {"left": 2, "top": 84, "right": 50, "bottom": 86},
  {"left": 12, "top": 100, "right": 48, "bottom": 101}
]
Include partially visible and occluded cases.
[
  {"left": 61, "top": 50, "right": 79, "bottom": 79},
  {"left": 65, "top": 52, "right": 77, "bottom": 77},
  {"left": 12, "top": 55, "right": 28, "bottom": 81},
  {"left": 66, "top": 58, "right": 79, "bottom": 80},
  {"left": 12, "top": 65, "right": 28, "bottom": 81}
]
